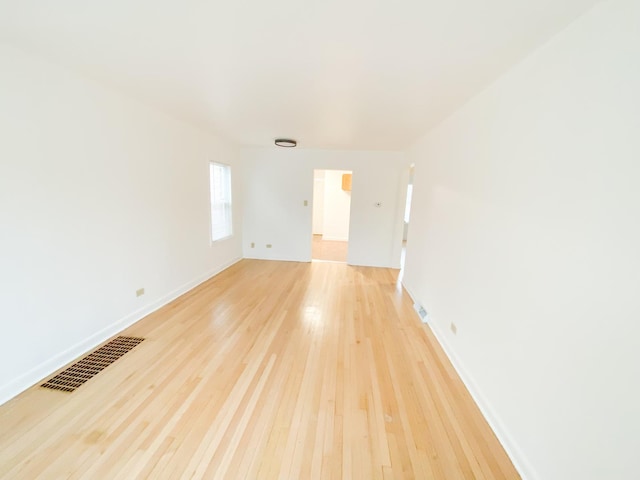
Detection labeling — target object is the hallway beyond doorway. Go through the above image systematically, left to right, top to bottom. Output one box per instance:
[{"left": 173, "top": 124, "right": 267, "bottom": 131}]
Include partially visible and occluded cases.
[
  {"left": 311, "top": 169, "right": 352, "bottom": 263},
  {"left": 311, "top": 234, "right": 348, "bottom": 262}
]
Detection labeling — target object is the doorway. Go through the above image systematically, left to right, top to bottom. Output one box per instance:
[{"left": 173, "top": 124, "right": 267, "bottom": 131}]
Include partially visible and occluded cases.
[
  {"left": 401, "top": 164, "right": 415, "bottom": 270},
  {"left": 311, "top": 169, "right": 352, "bottom": 262}
]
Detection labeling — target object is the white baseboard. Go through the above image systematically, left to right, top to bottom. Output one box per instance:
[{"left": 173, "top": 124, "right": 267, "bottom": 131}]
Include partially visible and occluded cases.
[
  {"left": 243, "top": 254, "right": 309, "bottom": 263},
  {"left": 0, "top": 257, "right": 242, "bottom": 407},
  {"left": 347, "top": 262, "right": 399, "bottom": 269},
  {"left": 400, "top": 280, "right": 537, "bottom": 480}
]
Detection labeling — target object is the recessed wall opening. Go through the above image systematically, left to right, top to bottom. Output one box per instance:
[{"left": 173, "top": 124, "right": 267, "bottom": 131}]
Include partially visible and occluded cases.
[
  {"left": 401, "top": 164, "right": 415, "bottom": 270},
  {"left": 311, "top": 169, "right": 352, "bottom": 263}
]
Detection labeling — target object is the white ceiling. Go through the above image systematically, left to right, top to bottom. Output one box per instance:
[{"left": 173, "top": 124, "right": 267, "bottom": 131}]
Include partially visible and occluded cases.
[{"left": 0, "top": 0, "right": 599, "bottom": 150}]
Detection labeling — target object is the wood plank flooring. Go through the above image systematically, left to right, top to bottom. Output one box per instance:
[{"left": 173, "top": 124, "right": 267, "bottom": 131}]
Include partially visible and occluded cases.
[
  {"left": 312, "top": 235, "right": 348, "bottom": 262},
  {"left": 0, "top": 260, "right": 520, "bottom": 479}
]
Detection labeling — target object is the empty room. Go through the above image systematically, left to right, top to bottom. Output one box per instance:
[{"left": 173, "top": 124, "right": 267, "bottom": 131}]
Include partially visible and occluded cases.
[{"left": 1, "top": 0, "right": 638, "bottom": 479}]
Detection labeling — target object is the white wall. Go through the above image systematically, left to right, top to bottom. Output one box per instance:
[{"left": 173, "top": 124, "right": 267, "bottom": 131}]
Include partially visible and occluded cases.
[
  {"left": 403, "top": 1, "right": 640, "bottom": 479},
  {"left": 0, "top": 44, "right": 243, "bottom": 405},
  {"left": 242, "top": 148, "right": 406, "bottom": 267},
  {"left": 322, "top": 170, "right": 352, "bottom": 242}
]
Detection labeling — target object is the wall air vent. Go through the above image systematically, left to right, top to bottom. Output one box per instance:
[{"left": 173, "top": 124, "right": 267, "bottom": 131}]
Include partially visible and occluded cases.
[{"left": 413, "top": 303, "right": 429, "bottom": 323}]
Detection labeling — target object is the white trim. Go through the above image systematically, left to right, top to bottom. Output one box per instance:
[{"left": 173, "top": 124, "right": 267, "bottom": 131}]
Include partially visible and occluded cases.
[
  {"left": 210, "top": 234, "right": 234, "bottom": 245},
  {"left": 242, "top": 254, "right": 309, "bottom": 263},
  {"left": 0, "top": 257, "right": 242, "bottom": 407},
  {"left": 348, "top": 260, "right": 401, "bottom": 269},
  {"left": 400, "top": 280, "right": 537, "bottom": 480}
]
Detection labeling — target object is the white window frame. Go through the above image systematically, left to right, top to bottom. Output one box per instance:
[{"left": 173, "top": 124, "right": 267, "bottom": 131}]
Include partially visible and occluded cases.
[{"left": 209, "top": 162, "right": 233, "bottom": 242}]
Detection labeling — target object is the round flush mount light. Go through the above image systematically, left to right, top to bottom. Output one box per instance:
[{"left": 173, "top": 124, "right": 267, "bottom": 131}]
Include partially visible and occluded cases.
[{"left": 275, "top": 138, "right": 297, "bottom": 148}]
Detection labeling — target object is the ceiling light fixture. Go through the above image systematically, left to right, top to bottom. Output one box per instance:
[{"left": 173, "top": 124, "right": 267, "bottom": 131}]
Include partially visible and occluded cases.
[{"left": 275, "top": 138, "right": 297, "bottom": 148}]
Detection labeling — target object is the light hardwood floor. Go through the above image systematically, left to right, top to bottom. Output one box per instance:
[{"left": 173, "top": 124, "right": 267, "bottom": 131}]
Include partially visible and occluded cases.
[
  {"left": 312, "top": 235, "right": 348, "bottom": 263},
  {"left": 0, "top": 260, "right": 519, "bottom": 479}
]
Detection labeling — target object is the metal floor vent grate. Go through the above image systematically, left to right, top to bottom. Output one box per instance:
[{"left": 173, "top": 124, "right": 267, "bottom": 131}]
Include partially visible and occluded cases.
[{"left": 41, "top": 336, "right": 144, "bottom": 393}]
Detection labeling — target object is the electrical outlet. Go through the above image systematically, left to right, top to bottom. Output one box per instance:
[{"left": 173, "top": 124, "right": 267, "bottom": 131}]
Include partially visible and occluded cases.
[
  {"left": 250, "top": 242, "right": 255, "bottom": 248},
  {"left": 266, "top": 244, "right": 272, "bottom": 248},
  {"left": 136, "top": 288, "right": 145, "bottom": 297},
  {"left": 450, "top": 322, "right": 457, "bottom": 335}
]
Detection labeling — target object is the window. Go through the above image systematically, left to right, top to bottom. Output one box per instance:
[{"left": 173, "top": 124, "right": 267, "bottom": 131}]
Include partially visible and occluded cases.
[{"left": 209, "top": 162, "right": 232, "bottom": 241}]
